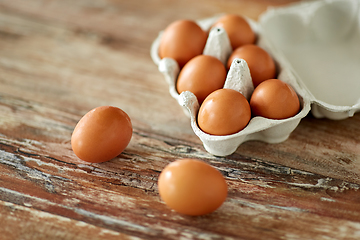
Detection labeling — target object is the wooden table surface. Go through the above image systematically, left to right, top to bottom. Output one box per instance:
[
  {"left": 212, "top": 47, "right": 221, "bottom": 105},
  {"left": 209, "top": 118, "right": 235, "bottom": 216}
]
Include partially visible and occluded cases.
[{"left": 1, "top": 0, "right": 360, "bottom": 239}]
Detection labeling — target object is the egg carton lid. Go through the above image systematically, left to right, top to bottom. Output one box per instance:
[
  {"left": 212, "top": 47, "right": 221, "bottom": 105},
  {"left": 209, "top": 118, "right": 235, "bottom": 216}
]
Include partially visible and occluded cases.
[
  {"left": 150, "top": 0, "right": 360, "bottom": 156},
  {"left": 259, "top": 0, "right": 360, "bottom": 119}
]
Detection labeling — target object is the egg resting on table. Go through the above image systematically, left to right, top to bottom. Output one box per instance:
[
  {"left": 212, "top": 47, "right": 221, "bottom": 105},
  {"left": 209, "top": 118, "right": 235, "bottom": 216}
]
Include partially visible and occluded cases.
[
  {"left": 71, "top": 106, "right": 132, "bottom": 163},
  {"left": 158, "top": 158, "right": 228, "bottom": 216}
]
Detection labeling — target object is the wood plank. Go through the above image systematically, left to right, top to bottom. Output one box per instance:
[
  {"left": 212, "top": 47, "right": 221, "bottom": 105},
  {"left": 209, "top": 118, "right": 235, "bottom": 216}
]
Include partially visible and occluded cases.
[
  {"left": 1, "top": 115, "right": 360, "bottom": 238},
  {"left": 0, "top": 200, "right": 141, "bottom": 240}
]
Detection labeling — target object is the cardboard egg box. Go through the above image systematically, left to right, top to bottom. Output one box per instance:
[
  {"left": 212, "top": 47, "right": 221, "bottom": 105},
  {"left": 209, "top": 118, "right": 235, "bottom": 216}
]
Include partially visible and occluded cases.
[{"left": 151, "top": 0, "right": 360, "bottom": 156}]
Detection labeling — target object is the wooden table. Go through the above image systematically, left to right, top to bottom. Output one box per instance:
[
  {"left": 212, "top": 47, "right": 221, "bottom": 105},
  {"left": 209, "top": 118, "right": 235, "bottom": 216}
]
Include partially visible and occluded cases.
[{"left": 1, "top": 0, "right": 359, "bottom": 239}]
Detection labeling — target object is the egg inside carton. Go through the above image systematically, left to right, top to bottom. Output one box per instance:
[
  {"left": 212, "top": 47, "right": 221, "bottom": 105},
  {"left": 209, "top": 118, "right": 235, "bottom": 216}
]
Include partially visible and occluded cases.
[
  {"left": 151, "top": 0, "right": 360, "bottom": 156},
  {"left": 154, "top": 26, "right": 309, "bottom": 156}
]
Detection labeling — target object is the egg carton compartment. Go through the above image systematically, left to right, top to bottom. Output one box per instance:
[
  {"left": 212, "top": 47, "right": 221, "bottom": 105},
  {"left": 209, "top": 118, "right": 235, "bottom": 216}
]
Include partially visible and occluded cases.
[{"left": 150, "top": 0, "right": 360, "bottom": 156}]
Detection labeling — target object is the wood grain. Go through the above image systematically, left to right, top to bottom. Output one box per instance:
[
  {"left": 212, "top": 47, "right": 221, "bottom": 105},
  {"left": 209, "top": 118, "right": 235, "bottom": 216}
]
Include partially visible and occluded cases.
[{"left": 0, "top": 0, "right": 359, "bottom": 239}]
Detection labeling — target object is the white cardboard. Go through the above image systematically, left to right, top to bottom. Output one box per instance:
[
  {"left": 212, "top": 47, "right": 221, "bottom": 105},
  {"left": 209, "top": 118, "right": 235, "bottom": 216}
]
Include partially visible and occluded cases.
[{"left": 259, "top": 0, "right": 360, "bottom": 119}]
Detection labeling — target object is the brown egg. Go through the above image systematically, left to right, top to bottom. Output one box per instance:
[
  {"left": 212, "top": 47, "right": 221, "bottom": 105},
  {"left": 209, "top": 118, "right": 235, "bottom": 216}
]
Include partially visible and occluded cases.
[
  {"left": 212, "top": 14, "right": 256, "bottom": 50},
  {"left": 159, "top": 20, "right": 208, "bottom": 68},
  {"left": 227, "top": 44, "right": 276, "bottom": 87},
  {"left": 177, "top": 55, "right": 227, "bottom": 104},
  {"left": 250, "top": 79, "right": 300, "bottom": 119},
  {"left": 198, "top": 88, "right": 251, "bottom": 135},
  {"left": 71, "top": 106, "right": 132, "bottom": 163},
  {"left": 158, "top": 159, "right": 227, "bottom": 216}
]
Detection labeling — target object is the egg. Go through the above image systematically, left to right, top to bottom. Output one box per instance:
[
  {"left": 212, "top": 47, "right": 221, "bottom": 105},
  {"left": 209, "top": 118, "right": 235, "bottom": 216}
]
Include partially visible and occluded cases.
[
  {"left": 212, "top": 14, "right": 256, "bottom": 50},
  {"left": 159, "top": 20, "right": 208, "bottom": 68},
  {"left": 227, "top": 44, "right": 276, "bottom": 87},
  {"left": 177, "top": 55, "right": 227, "bottom": 104},
  {"left": 250, "top": 79, "right": 300, "bottom": 119},
  {"left": 198, "top": 88, "right": 251, "bottom": 135},
  {"left": 71, "top": 106, "right": 132, "bottom": 163},
  {"left": 158, "top": 159, "right": 227, "bottom": 216}
]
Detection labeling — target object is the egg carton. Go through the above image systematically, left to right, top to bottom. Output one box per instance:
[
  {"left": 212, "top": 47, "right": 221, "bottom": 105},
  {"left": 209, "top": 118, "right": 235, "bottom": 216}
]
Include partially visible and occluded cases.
[{"left": 150, "top": 0, "right": 360, "bottom": 156}]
